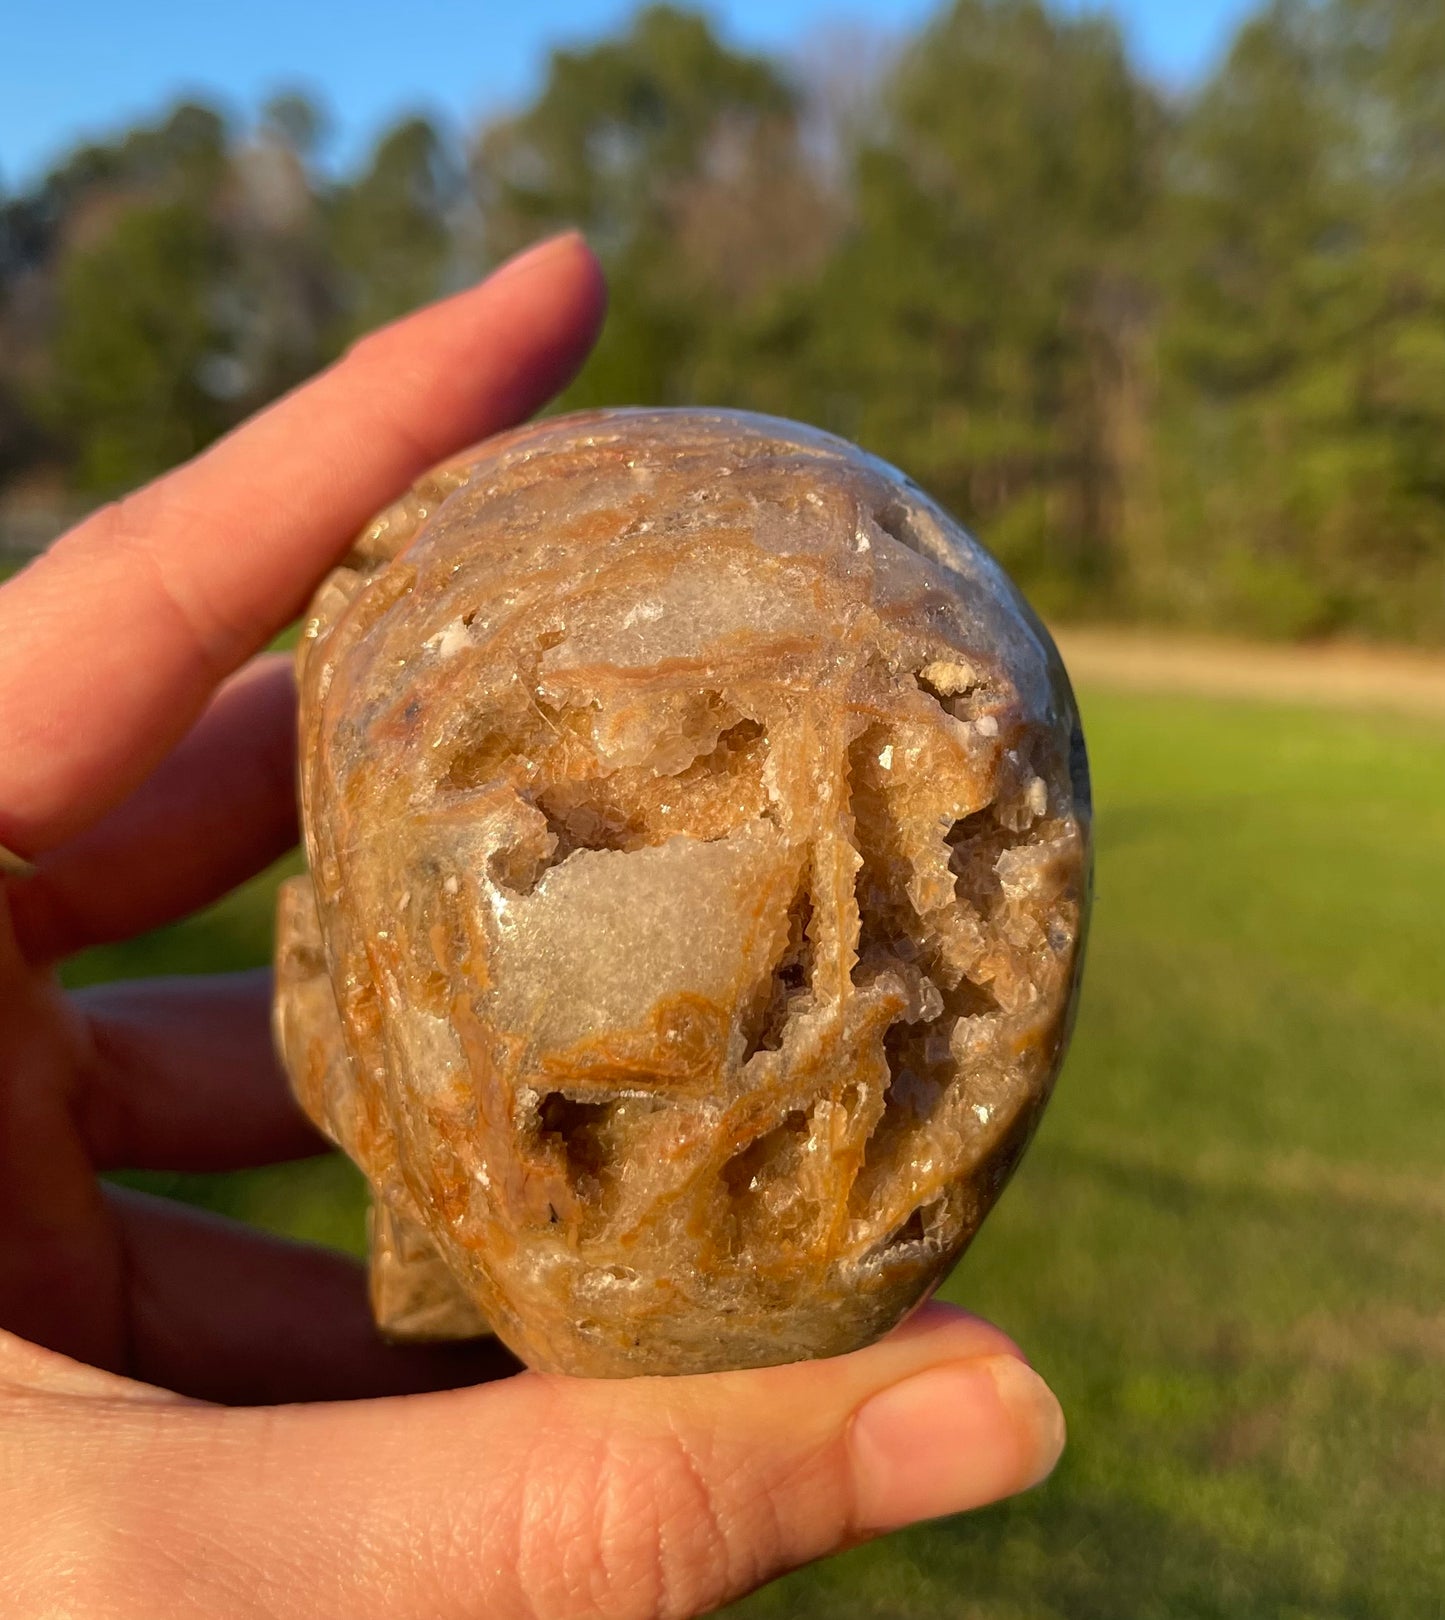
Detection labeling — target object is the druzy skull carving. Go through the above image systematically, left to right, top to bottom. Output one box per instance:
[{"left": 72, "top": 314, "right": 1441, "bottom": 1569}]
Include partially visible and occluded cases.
[{"left": 274, "top": 408, "right": 1091, "bottom": 1377}]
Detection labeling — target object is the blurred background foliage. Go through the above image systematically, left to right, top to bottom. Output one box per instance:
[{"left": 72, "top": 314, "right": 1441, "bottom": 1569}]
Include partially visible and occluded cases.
[{"left": 6, "top": 0, "right": 1445, "bottom": 639}]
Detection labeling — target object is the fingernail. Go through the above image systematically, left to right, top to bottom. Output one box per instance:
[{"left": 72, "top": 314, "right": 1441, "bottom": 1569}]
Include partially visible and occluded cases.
[
  {"left": 487, "top": 231, "right": 586, "bottom": 287},
  {"left": 848, "top": 1354, "right": 1066, "bottom": 1531}
]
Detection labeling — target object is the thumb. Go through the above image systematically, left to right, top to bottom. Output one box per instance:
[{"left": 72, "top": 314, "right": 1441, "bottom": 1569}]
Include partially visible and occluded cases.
[{"left": 37, "top": 1304, "right": 1064, "bottom": 1619}]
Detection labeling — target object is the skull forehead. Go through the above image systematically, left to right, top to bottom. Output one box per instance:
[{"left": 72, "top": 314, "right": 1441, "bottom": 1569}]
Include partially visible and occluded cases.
[
  {"left": 304, "top": 407, "right": 1056, "bottom": 735},
  {"left": 404, "top": 465, "right": 914, "bottom": 655},
  {"left": 337, "top": 468, "right": 973, "bottom": 781}
]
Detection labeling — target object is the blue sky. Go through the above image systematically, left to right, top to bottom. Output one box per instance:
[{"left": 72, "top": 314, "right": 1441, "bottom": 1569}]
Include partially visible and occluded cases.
[{"left": 1, "top": 0, "right": 1259, "bottom": 190}]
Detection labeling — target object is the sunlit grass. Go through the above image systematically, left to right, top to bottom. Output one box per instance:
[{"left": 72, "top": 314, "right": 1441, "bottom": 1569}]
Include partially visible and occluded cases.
[{"left": 68, "top": 687, "right": 1445, "bottom": 1618}]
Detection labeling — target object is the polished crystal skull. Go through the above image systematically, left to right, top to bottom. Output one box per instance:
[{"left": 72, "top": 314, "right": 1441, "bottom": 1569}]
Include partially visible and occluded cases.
[{"left": 274, "top": 408, "right": 1091, "bottom": 1377}]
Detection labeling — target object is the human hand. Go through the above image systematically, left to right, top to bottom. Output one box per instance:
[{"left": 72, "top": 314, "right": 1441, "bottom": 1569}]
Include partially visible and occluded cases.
[{"left": 0, "top": 232, "right": 1065, "bottom": 1618}]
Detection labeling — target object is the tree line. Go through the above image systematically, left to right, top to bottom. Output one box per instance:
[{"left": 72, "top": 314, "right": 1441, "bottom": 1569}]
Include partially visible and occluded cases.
[{"left": 3, "top": 0, "right": 1444, "bottom": 642}]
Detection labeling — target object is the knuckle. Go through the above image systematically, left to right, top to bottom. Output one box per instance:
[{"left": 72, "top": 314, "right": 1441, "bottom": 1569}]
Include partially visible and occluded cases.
[
  {"left": 89, "top": 485, "right": 172, "bottom": 570},
  {"left": 87, "top": 492, "right": 239, "bottom": 680},
  {"left": 512, "top": 1420, "right": 739, "bottom": 1620}
]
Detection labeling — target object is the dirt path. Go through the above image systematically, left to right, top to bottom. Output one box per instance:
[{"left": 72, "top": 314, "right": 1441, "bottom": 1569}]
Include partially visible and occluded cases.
[{"left": 1052, "top": 627, "right": 1445, "bottom": 721}]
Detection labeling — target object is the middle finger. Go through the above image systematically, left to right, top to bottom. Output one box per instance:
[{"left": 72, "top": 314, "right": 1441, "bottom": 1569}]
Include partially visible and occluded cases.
[{"left": 73, "top": 969, "right": 321, "bottom": 1173}]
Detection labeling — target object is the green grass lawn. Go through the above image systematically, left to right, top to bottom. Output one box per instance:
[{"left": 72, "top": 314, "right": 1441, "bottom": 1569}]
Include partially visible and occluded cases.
[{"left": 68, "top": 685, "right": 1445, "bottom": 1618}]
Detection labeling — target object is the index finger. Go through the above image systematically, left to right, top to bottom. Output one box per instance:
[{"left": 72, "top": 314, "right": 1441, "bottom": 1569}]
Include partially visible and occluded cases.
[{"left": 0, "top": 232, "right": 606, "bottom": 855}]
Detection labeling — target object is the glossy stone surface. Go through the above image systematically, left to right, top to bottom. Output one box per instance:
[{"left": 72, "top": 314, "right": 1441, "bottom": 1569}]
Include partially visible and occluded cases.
[{"left": 274, "top": 409, "right": 1091, "bottom": 1377}]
